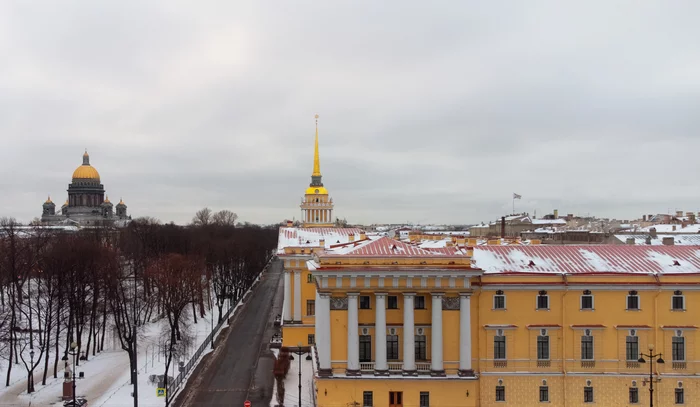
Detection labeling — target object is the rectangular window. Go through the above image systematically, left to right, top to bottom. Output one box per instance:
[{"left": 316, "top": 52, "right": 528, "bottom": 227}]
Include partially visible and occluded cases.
[
  {"left": 307, "top": 273, "right": 314, "bottom": 283},
  {"left": 388, "top": 295, "right": 399, "bottom": 309},
  {"left": 414, "top": 295, "right": 426, "bottom": 309},
  {"left": 494, "top": 295, "right": 506, "bottom": 309},
  {"left": 537, "top": 295, "right": 549, "bottom": 310},
  {"left": 581, "top": 295, "right": 594, "bottom": 309},
  {"left": 627, "top": 295, "right": 639, "bottom": 310},
  {"left": 359, "top": 296, "right": 371, "bottom": 309},
  {"left": 673, "top": 296, "right": 685, "bottom": 310},
  {"left": 306, "top": 300, "right": 315, "bottom": 316},
  {"left": 307, "top": 334, "right": 315, "bottom": 345},
  {"left": 386, "top": 334, "right": 399, "bottom": 360},
  {"left": 359, "top": 335, "right": 372, "bottom": 362},
  {"left": 415, "top": 335, "right": 427, "bottom": 360},
  {"left": 494, "top": 335, "right": 506, "bottom": 359},
  {"left": 581, "top": 335, "right": 594, "bottom": 360},
  {"left": 537, "top": 336, "right": 550, "bottom": 360},
  {"left": 626, "top": 336, "right": 639, "bottom": 361},
  {"left": 673, "top": 337, "right": 685, "bottom": 361},
  {"left": 495, "top": 386, "right": 505, "bottom": 401},
  {"left": 539, "top": 386, "right": 549, "bottom": 402},
  {"left": 584, "top": 386, "right": 594, "bottom": 403},
  {"left": 629, "top": 388, "right": 639, "bottom": 404},
  {"left": 675, "top": 388, "right": 684, "bottom": 404},
  {"left": 363, "top": 391, "right": 373, "bottom": 407},
  {"left": 419, "top": 392, "right": 429, "bottom": 407}
]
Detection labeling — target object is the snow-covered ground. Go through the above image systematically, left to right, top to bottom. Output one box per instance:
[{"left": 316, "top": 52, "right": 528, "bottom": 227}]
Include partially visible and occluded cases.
[
  {"left": 0, "top": 272, "right": 263, "bottom": 407},
  {"left": 269, "top": 349, "right": 315, "bottom": 407}
]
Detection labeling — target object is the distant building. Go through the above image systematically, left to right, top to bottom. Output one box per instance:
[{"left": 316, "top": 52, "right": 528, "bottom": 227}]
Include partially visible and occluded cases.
[{"left": 41, "top": 151, "right": 129, "bottom": 226}]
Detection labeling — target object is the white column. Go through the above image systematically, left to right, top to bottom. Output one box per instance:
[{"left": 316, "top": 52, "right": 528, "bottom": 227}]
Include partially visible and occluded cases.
[
  {"left": 283, "top": 271, "right": 292, "bottom": 321},
  {"left": 293, "top": 271, "right": 302, "bottom": 321},
  {"left": 316, "top": 291, "right": 332, "bottom": 374},
  {"left": 347, "top": 293, "right": 360, "bottom": 374},
  {"left": 374, "top": 293, "right": 388, "bottom": 374},
  {"left": 403, "top": 293, "right": 416, "bottom": 374},
  {"left": 431, "top": 293, "right": 444, "bottom": 375},
  {"left": 459, "top": 293, "right": 473, "bottom": 376}
]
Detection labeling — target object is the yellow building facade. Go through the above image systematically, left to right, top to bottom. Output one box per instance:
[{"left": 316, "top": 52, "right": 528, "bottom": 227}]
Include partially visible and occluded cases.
[{"left": 278, "top": 120, "right": 700, "bottom": 406}]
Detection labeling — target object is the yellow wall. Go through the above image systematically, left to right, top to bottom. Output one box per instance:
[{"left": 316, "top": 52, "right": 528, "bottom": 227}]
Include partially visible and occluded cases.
[{"left": 316, "top": 378, "right": 479, "bottom": 407}]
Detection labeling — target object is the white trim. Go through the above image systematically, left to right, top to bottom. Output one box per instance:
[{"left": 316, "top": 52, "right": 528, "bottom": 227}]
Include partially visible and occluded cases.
[
  {"left": 493, "top": 293, "right": 506, "bottom": 310},
  {"left": 536, "top": 294, "right": 550, "bottom": 310},
  {"left": 580, "top": 294, "right": 594, "bottom": 310},
  {"left": 626, "top": 294, "right": 640, "bottom": 310},
  {"left": 672, "top": 294, "right": 686, "bottom": 311},
  {"left": 485, "top": 325, "right": 518, "bottom": 330},
  {"left": 571, "top": 325, "right": 606, "bottom": 330},
  {"left": 614, "top": 325, "right": 652, "bottom": 330},
  {"left": 527, "top": 326, "right": 561, "bottom": 330},
  {"left": 661, "top": 326, "right": 697, "bottom": 330}
]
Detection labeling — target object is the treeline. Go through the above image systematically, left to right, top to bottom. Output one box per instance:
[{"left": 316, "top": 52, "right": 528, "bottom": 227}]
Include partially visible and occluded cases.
[{"left": 0, "top": 214, "right": 277, "bottom": 394}]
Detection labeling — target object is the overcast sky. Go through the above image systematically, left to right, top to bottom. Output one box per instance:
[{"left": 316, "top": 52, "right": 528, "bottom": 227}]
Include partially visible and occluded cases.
[{"left": 1, "top": 1, "right": 699, "bottom": 225}]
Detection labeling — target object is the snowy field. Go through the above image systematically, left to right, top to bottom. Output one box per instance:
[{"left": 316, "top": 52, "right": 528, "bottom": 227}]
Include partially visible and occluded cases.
[{"left": 0, "top": 273, "right": 261, "bottom": 407}]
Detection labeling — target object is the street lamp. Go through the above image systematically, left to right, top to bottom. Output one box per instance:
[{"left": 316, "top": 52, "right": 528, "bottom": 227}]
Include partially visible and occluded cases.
[
  {"left": 68, "top": 341, "right": 78, "bottom": 407},
  {"left": 291, "top": 343, "right": 310, "bottom": 407},
  {"left": 638, "top": 344, "right": 665, "bottom": 407}
]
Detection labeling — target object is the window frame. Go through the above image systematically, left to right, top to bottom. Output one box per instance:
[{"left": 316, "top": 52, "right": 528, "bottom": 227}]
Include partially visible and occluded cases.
[
  {"left": 306, "top": 273, "right": 314, "bottom": 283},
  {"left": 493, "top": 294, "right": 506, "bottom": 310},
  {"left": 536, "top": 294, "right": 549, "bottom": 310},
  {"left": 581, "top": 294, "right": 594, "bottom": 310},
  {"left": 627, "top": 294, "right": 640, "bottom": 310},
  {"left": 359, "top": 295, "right": 371, "bottom": 309},
  {"left": 387, "top": 295, "right": 399, "bottom": 310},
  {"left": 414, "top": 295, "right": 426, "bottom": 309},
  {"left": 672, "top": 295, "right": 685, "bottom": 311},
  {"left": 306, "top": 299, "right": 315, "bottom": 316},
  {"left": 307, "top": 334, "right": 315, "bottom": 345},
  {"left": 386, "top": 334, "right": 399, "bottom": 360},
  {"left": 415, "top": 334, "right": 427, "bottom": 361},
  {"left": 494, "top": 334, "right": 506, "bottom": 360},
  {"left": 581, "top": 334, "right": 594, "bottom": 360},
  {"left": 359, "top": 335, "right": 372, "bottom": 362},
  {"left": 537, "top": 335, "right": 550, "bottom": 360},
  {"left": 626, "top": 335, "right": 639, "bottom": 361},
  {"left": 672, "top": 336, "right": 686, "bottom": 362},
  {"left": 495, "top": 385, "right": 505, "bottom": 402},
  {"left": 539, "top": 386, "right": 549, "bottom": 402},
  {"left": 584, "top": 386, "right": 594, "bottom": 403},
  {"left": 629, "top": 387, "right": 639, "bottom": 404},
  {"left": 675, "top": 388, "right": 684, "bottom": 404},
  {"left": 363, "top": 391, "right": 373, "bottom": 407},
  {"left": 419, "top": 392, "right": 430, "bottom": 407}
]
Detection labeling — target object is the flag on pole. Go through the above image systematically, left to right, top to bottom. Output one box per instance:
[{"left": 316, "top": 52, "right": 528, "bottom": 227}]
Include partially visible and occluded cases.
[{"left": 513, "top": 193, "right": 522, "bottom": 199}]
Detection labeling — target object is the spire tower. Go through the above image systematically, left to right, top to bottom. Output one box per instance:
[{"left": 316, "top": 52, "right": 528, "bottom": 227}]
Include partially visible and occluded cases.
[
  {"left": 301, "top": 114, "right": 334, "bottom": 227},
  {"left": 312, "top": 114, "right": 321, "bottom": 177}
]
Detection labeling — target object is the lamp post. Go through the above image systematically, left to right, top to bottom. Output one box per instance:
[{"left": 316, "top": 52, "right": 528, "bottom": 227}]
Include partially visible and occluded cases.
[
  {"left": 68, "top": 341, "right": 78, "bottom": 406},
  {"left": 291, "top": 343, "right": 310, "bottom": 407},
  {"left": 638, "top": 344, "right": 665, "bottom": 407},
  {"left": 29, "top": 350, "right": 35, "bottom": 393}
]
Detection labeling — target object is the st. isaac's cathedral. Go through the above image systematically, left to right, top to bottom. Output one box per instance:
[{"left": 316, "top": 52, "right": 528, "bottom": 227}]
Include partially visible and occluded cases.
[{"left": 41, "top": 151, "right": 130, "bottom": 226}]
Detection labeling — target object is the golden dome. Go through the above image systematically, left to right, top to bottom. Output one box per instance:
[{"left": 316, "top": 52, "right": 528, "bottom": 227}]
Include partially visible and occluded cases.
[
  {"left": 72, "top": 150, "right": 100, "bottom": 181},
  {"left": 72, "top": 165, "right": 100, "bottom": 180},
  {"left": 305, "top": 186, "right": 328, "bottom": 195},
  {"left": 45, "top": 195, "right": 53, "bottom": 204},
  {"left": 104, "top": 195, "right": 111, "bottom": 204},
  {"left": 118, "top": 198, "right": 125, "bottom": 205}
]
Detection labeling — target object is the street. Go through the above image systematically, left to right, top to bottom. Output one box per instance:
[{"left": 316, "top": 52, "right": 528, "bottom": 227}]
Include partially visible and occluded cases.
[{"left": 174, "top": 258, "right": 284, "bottom": 407}]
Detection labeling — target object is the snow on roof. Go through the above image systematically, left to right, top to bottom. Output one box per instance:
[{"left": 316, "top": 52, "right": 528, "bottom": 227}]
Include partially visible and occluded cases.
[
  {"left": 531, "top": 219, "right": 567, "bottom": 225},
  {"left": 627, "top": 224, "right": 700, "bottom": 233},
  {"left": 277, "top": 227, "right": 365, "bottom": 253},
  {"left": 615, "top": 234, "right": 700, "bottom": 246},
  {"left": 328, "top": 236, "right": 449, "bottom": 257},
  {"left": 472, "top": 245, "right": 700, "bottom": 274}
]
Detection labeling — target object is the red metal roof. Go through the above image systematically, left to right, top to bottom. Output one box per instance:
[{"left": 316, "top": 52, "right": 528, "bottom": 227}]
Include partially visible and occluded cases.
[
  {"left": 337, "top": 237, "right": 452, "bottom": 257},
  {"left": 473, "top": 245, "right": 700, "bottom": 274}
]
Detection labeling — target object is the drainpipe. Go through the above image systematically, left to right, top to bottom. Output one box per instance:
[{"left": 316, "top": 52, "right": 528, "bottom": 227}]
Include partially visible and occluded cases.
[
  {"left": 561, "top": 274, "right": 569, "bottom": 407},
  {"left": 653, "top": 274, "right": 661, "bottom": 377}
]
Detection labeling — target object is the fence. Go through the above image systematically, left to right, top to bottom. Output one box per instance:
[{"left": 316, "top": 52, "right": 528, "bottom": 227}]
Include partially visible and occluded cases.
[{"left": 167, "top": 258, "right": 274, "bottom": 398}]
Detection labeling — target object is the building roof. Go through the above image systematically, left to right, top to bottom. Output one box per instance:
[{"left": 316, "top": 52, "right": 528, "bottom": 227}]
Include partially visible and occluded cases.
[
  {"left": 277, "top": 227, "right": 365, "bottom": 254},
  {"left": 615, "top": 234, "right": 700, "bottom": 246},
  {"left": 328, "top": 236, "right": 448, "bottom": 257},
  {"left": 472, "top": 245, "right": 700, "bottom": 275}
]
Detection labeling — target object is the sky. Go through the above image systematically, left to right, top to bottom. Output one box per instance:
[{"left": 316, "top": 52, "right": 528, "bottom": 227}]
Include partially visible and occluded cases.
[{"left": 1, "top": 1, "right": 699, "bottom": 226}]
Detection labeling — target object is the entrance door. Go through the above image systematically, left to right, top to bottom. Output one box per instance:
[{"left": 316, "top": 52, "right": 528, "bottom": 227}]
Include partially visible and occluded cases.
[{"left": 389, "top": 391, "right": 403, "bottom": 407}]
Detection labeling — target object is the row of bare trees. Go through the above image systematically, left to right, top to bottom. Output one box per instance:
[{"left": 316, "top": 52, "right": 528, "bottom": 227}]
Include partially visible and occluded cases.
[{"left": 0, "top": 214, "right": 276, "bottom": 397}]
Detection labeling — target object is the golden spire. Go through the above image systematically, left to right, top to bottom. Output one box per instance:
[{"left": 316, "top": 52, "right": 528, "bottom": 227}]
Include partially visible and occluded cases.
[{"left": 312, "top": 114, "right": 321, "bottom": 176}]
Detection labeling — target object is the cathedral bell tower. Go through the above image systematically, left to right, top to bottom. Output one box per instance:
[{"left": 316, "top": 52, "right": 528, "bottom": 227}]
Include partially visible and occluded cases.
[{"left": 300, "top": 115, "right": 334, "bottom": 227}]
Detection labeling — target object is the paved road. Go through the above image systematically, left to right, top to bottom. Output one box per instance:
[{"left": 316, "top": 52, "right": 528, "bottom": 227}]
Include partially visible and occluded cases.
[{"left": 176, "top": 259, "right": 284, "bottom": 407}]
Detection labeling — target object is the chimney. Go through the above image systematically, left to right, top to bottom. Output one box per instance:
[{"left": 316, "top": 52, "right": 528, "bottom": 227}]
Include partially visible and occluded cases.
[
  {"left": 553, "top": 209, "right": 559, "bottom": 219},
  {"left": 676, "top": 210, "right": 683, "bottom": 217},
  {"left": 690, "top": 213, "right": 697, "bottom": 224},
  {"left": 648, "top": 214, "right": 654, "bottom": 222},
  {"left": 642, "top": 215, "right": 647, "bottom": 222},
  {"left": 501, "top": 216, "right": 506, "bottom": 238},
  {"left": 286, "top": 220, "right": 293, "bottom": 227},
  {"left": 672, "top": 225, "right": 677, "bottom": 232},
  {"left": 650, "top": 227, "right": 657, "bottom": 238},
  {"left": 360, "top": 231, "right": 366, "bottom": 240},
  {"left": 348, "top": 233, "right": 355, "bottom": 242},
  {"left": 645, "top": 236, "right": 652, "bottom": 245},
  {"left": 626, "top": 237, "right": 635, "bottom": 245},
  {"left": 662, "top": 237, "right": 675, "bottom": 246},
  {"left": 319, "top": 238, "right": 325, "bottom": 247}
]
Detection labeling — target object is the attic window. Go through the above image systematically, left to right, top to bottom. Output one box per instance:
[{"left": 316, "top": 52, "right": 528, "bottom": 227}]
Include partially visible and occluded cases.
[
  {"left": 306, "top": 240, "right": 310, "bottom": 244},
  {"left": 528, "top": 260, "right": 536, "bottom": 267},
  {"left": 673, "top": 260, "right": 681, "bottom": 266}
]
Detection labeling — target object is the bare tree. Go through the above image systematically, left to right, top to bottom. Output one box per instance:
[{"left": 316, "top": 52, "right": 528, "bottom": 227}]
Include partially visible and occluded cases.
[
  {"left": 191, "top": 208, "right": 212, "bottom": 226},
  {"left": 212, "top": 210, "right": 238, "bottom": 227}
]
